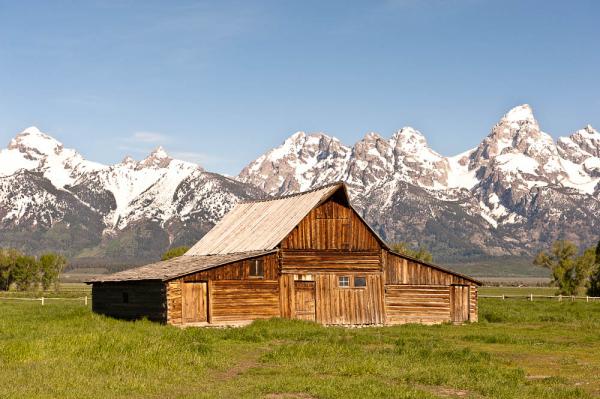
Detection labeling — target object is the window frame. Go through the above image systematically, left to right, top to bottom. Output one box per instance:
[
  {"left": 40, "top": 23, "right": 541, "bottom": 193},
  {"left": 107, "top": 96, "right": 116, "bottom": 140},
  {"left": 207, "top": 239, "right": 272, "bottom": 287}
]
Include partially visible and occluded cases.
[
  {"left": 249, "top": 258, "right": 264, "bottom": 278},
  {"left": 338, "top": 276, "right": 350, "bottom": 288},
  {"left": 353, "top": 276, "right": 367, "bottom": 288}
]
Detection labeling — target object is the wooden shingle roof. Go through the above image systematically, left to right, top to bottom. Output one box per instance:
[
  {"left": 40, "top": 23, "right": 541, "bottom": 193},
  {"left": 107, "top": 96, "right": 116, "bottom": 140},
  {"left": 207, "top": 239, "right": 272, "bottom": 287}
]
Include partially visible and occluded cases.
[
  {"left": 186, "top": 182, "right": 345, "bottom": 256},
  {"left": 88, "top": 250, "right": 276, "bottom": 282}
]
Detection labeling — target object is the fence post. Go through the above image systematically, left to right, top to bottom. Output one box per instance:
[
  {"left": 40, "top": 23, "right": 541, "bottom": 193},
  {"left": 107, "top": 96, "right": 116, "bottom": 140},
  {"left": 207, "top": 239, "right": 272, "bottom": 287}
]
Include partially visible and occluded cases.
[
  {"left": 530, "top": 293, "right": 533, "bottom": 301},
  {"left": 502, "top": 294, "right": 505, "bottom": 300},
  {"left": 558, "top": 294, "right": 562, "bottom": 302},
  {"left": 571, "top": 295, "right": 575, "bottom": 302},
  {"left": 41, "top": 296, "right": 44, "bottom": 306},
  {"left": 84, "top": 296, "right": 88, "bottom": 306},
  {"left": 587, "top": 296, "right": 589, "bottom": 303}
]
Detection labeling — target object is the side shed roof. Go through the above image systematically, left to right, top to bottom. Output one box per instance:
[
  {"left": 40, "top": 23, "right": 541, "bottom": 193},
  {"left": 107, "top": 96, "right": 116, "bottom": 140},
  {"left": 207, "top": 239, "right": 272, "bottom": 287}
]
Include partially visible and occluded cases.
[{"left": 87, "top": 250, "right": 276, "bottom": 283}]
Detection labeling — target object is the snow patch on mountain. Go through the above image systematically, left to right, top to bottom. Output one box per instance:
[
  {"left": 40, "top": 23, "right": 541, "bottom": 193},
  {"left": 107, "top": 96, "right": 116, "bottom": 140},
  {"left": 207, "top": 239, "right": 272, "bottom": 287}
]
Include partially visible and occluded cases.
[
  {"left": 238, "top": 104, "right": 600, "bottom": 233},
  {"left": 0, "top": 127, "right": 259, "bottom": 238},
  {"left": 0, "top": 127, "right": 103, "bottom": 188}
]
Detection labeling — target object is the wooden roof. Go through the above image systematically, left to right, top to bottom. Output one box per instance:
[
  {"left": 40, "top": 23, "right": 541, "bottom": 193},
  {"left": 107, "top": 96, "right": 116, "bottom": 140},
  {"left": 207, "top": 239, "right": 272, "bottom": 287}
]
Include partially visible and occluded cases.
[
  {"left": 88, "top": 182, "right": 479, "bottom": 285},
  {"left": 186, "top": 182, "right": 346, "bottom": 256},
  {"left": 87, "top": 250, "right": 276, "bottom": 283}
]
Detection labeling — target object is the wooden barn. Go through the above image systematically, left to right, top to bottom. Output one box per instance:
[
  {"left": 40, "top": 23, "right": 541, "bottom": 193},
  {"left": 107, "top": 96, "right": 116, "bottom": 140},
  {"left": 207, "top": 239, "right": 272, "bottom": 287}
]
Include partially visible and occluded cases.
[{"left": 88, "top": 182, "right": 480, "bottom": 326}]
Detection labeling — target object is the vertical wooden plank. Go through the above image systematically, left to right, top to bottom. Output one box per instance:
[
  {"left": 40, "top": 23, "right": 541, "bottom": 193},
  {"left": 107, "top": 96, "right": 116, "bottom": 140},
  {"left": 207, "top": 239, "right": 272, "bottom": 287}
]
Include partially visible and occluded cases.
[{"left": 207, "top": 280, "right": 213, "bottom": 324}]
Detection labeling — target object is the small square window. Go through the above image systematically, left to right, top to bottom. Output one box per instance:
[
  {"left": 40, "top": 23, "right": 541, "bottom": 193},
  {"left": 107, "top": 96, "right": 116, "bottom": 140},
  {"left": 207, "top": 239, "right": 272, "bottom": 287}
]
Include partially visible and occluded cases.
[
  {"left": 249, "top": 259, "right": 264, "bottom": 277},
  {"left": 339, "top": 276, "right": 350, "bottom": 287},
  {"left": 354, "top": 276, "right": 367, "bottom": 287},
  {"left": 122, "top": 292, "right": 129, "bottom": 303}
]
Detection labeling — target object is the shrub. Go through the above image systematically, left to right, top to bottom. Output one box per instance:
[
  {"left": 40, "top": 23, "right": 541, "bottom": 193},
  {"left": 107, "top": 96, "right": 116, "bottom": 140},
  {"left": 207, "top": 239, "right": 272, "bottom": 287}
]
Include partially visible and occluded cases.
[{"left": 161, "top": 246, "right": 190, "bottom": 261}]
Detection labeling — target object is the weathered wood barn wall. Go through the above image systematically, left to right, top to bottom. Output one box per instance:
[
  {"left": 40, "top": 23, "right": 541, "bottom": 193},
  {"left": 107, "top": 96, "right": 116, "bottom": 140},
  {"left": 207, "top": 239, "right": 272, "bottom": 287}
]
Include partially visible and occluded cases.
[
  {"left": 89, "top": 183, "right": 480, "bottom": 326},
  {"left": 92, "top": 281, "right": 166, "bottom": 322}
]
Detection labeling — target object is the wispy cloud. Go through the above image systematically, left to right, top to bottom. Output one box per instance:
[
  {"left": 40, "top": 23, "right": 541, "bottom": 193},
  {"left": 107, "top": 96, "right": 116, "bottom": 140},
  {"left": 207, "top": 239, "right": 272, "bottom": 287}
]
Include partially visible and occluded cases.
[
  {"left": 116, "top": 131, "right": 170, "bottom": 159},
  {"left": 125, "top": 131, "right": 169, "bottom": 144},
  {"left": 115, "top": 132, "right": 232, "bottom": 169},
  {"left": 170, "top": 151, "right": 219, "bottom": 165}
]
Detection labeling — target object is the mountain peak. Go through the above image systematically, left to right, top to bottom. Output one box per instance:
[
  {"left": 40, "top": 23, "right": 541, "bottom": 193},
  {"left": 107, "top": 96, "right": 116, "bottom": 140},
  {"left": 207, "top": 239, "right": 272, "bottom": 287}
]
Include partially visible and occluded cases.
[
  {"left": 502, "top": 104, "right": 536, "bottom": 123},
  {"left": 582, "top": 124, "right": 599, "bottom": 136},
  {"left": 21, "top": 126, "right": 44, "bottom": 135},
  {"left": 393, "top": 126, "right": 426, "bottom": 142},
  {"left": 8, "top": 127, "right": 64, "bottom": 155},
  {"left": 290, "top": 131, "right": 306, "bottom": 140},
  {"left": 362, "top": 131, "right": 383, "bottom": 141},
  {"left": 139, "top": 146, "right": 172, "bottom": 168},
  {"left": 151, "top": 146, "right": 169, "bottom": 159},
  {"left": 121, "top": 155, "right": 136, "bottom": 165}
]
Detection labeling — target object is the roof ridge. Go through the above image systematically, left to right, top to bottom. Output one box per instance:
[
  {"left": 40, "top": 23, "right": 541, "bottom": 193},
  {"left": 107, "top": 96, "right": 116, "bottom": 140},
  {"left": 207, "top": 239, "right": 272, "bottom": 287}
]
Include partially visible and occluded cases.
[{"left": 239, "top": 181, "right": 345, "bottom": 204}]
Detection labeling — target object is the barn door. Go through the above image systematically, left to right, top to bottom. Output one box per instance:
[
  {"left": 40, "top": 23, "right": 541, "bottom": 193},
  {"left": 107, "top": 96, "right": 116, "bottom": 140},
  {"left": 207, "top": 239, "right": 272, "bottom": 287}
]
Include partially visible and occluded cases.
[
  {"left": 294, "top": 281, "right": 316, "bottom": 321},
  {"left": 182, "top": 282, "right": 208, "bottom": 323},
  {"left": 450, "top": 285, "right": 470, "bottom": 323}
]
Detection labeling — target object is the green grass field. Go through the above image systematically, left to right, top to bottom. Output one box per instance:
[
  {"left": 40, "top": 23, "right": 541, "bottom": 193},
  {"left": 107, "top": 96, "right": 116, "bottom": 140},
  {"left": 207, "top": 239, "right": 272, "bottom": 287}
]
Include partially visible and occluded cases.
[{"left": 1, "top": 298, "right": 600, "bottom": 399}]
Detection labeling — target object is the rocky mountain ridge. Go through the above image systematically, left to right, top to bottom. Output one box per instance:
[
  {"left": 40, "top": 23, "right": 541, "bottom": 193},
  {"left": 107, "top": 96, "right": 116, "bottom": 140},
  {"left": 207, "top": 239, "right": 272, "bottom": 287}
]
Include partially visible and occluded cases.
[
  {"left": 1, "top": 104, "right": 598, "bottom": 268},
  {"left": 238, "top": 105, "right": 600, "bottom": 260},
  {"left": 0, "top": 128, "right": 262, "bottom": 262}
]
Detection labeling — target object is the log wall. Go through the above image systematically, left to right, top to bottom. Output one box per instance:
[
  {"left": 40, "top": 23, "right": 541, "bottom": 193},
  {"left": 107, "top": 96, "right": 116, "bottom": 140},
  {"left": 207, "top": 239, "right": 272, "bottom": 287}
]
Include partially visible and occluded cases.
[
  {"left": 281, "top": 250, "right": 381, "bottom": 273},
  {"left": 383, "top": 251, "right": 474, "bottom": 286},
  {"left": 166, "top": 253, "right": 280, "bottom": 325},
  {"left": 182, "top": 253, "right": 278, "bottom": 281},
  {"left": 166, "top": 279, "right": 183, "bottom": 324},
  {"left": 210, "top": 280, "right": 280, "bottom": 323},
  {"left": 92, "top": 281, "right": 166, "bottom": 322},
  {"left": 384, "top": 285, "right": 451, "bottom": 325},
  {"left": 470, "top": 286, "right": 478, "bottom": 322}
]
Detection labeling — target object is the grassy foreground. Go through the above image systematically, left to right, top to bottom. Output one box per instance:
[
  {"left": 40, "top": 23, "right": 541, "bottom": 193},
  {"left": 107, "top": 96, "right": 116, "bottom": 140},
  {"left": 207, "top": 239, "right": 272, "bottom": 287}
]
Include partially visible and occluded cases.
[{"left": 1, "top": 300, "right": 600, "bottom": 398}]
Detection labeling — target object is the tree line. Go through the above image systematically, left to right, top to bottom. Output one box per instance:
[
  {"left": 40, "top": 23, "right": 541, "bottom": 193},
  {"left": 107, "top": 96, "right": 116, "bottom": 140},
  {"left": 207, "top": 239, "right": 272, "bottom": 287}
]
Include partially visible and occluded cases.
[
  {"left": 534, "top": 240, "right": 600, "bottom": 296},
  {"left": 390, "top": 242, "right": 434, "bottom": 262},
  {"left": 0, "top": 248, "right": 66, "bottom": 291}
]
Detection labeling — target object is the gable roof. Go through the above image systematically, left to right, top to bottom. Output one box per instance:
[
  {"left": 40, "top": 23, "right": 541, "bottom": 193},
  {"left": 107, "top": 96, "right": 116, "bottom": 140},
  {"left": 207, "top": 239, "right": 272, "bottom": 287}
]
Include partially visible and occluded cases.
[
  {"left": 88, "top": 182, "right": 479, "bottom": 285},
  {"left": 186, "top": 182, "right": 353, "bottom": 256},
  {"left": 87, "top": 250, "right": 276, "bottom": 283}
]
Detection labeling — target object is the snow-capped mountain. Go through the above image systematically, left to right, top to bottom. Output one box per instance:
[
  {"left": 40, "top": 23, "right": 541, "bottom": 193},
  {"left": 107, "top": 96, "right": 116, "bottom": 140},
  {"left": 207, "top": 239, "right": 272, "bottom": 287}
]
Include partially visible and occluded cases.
[
  {"left": 2, "top": 104, "right": 599, "bottom": 265},
  {"left": 239, "top": 104, "right": 600, "bottom": 259},
  {"left": 0, "top": 128, "right": 262, "bottom": 261}
]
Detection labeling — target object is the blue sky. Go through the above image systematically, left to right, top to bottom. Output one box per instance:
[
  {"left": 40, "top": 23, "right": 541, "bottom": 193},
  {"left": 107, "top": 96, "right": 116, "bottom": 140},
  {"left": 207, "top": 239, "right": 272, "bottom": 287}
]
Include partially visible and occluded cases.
[{"left": 0, "top": 0, "right": 598, "bottom": 174}]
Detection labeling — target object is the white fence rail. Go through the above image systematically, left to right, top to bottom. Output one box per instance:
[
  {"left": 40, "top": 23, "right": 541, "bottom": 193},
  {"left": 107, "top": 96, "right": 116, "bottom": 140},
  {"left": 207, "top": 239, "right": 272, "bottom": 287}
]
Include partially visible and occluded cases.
[
  {"left": 480, "top": 294, "right": 600, "bottom": 302},
  {"left": 0, "top": 296, "right": 89, "bottom": 305}
]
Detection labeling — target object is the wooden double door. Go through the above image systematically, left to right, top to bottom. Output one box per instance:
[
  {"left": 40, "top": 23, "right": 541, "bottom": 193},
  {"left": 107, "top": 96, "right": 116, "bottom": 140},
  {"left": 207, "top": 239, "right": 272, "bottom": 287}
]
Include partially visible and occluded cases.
[
  {"left": 182, "top": 281, "right": 208, "bottom": 323},
  {"left": 294, "top": 281, "right": 316, "bottom": 321},
  {"left": 450, "top": 285, "right": 470, "bottom": 323}
]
